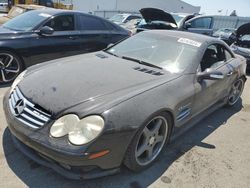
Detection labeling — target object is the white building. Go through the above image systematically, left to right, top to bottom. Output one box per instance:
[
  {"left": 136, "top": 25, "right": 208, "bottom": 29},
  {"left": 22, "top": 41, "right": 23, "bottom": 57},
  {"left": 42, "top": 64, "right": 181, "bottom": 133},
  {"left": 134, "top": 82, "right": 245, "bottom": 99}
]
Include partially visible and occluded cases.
[{"left": 73, "top": 0, "right": 200, "bottom": 18}]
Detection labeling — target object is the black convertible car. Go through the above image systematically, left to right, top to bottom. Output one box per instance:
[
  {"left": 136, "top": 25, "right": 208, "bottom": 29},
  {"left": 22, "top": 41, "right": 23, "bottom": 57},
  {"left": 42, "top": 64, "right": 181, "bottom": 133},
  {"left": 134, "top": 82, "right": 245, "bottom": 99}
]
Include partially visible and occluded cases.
[
  {"left": 0, "top": 9, "right": 129, "bottom": 84},
  {"left": 4, "top": 31, "right": 246, "bottom": 179}
]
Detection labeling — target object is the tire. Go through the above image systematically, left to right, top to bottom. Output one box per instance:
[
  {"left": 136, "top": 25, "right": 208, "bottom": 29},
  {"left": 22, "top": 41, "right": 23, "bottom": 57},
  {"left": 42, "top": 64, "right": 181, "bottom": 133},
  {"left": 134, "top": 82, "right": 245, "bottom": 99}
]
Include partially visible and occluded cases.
[
  {"left": 0, "top": 51, "right": 24, "bottom": 85},
  {"left": 226, "top": 78, "right": 245, "bottom": 107},
  {"left": 124, "top": 112, "right": 172, "bottom": 172}
]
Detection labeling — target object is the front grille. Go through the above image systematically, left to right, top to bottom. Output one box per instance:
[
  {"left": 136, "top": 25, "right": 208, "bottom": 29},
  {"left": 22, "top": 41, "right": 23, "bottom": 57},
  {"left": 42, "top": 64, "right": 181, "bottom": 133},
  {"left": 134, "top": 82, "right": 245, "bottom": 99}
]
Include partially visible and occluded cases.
[{"left": 9, "top": 87, "right": 51, "bottom": 129}]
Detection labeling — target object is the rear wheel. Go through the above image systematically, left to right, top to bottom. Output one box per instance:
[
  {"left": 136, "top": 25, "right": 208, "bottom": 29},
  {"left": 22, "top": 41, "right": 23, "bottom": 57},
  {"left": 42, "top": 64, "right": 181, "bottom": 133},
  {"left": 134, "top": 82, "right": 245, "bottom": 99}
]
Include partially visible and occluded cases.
[
  {"left": 0, "top": 51, "right": 24, "bottom": 85},
  {"left": 227, "top": 78, "right": 245, "bottom": 106},
  {"left": 124, "top": 112, "right": 172, "bottom": 171}
]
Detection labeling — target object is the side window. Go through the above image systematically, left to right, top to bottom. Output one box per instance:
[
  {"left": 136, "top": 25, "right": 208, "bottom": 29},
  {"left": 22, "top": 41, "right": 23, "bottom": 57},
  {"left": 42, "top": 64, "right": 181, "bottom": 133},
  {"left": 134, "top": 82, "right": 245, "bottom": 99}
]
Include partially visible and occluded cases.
[
  {"left": 44, "top": 15, "right": 75, "bottom": 31},
  {"left": 79, "top": 15, "right": 108, "bottom": 30},
  {"left": 190, "top": 17, "right": 212, "bottom": 29},
  {"left": 200, "top": 44, "right": 227, "bottom": 71}
]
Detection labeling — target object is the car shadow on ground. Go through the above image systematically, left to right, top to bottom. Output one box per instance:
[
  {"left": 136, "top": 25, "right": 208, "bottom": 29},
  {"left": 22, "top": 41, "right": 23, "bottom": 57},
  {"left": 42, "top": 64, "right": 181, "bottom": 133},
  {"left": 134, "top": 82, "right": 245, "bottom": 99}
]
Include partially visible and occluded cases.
[{"left": 2, "top": 101, "right": 243, "bottom": 188}]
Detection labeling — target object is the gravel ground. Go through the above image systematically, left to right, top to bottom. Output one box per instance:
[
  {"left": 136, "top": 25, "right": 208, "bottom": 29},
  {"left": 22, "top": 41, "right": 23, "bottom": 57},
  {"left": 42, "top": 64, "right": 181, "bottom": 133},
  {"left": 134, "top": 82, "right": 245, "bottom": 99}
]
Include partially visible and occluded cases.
[{"left": 0, "top": 75, "right": 249, "bottom": 188}]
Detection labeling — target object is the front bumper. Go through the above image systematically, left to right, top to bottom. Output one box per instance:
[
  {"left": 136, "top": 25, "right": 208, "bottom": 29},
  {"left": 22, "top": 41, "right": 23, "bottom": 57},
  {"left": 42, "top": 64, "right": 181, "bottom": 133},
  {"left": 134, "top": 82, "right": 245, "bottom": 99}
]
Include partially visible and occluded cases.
[
  {"left": 3, "top": 92, "right": 135, "bottom": 179},
  {"left": 11, "top": 134, "right": 120, "bottom": 180}
]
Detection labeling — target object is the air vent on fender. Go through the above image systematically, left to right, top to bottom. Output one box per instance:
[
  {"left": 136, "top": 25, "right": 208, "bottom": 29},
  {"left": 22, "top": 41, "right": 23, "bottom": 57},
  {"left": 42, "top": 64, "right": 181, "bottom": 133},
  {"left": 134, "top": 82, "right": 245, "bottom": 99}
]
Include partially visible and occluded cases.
[
  {"left": 96, "top": 53, "right": 108, "bottom": 59},
  {"left": 133, "top": 66, "right": 164, "bottom": 76}
]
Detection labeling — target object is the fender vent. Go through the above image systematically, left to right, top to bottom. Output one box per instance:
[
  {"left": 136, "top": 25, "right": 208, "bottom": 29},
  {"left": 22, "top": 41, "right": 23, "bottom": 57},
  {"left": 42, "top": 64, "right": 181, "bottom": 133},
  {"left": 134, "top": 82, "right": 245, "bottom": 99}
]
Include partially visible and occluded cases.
[
  {"left": 96, "top": 53, "right": 108, "bottom": 59},
  {"left": 133, "top": 66, "right": 164, "bottom": 76}
]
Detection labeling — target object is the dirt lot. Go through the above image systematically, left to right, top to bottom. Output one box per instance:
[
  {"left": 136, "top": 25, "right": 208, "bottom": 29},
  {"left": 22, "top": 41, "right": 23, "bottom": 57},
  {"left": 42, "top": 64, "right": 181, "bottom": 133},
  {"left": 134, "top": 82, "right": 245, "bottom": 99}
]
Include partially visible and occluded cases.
[{"left": 0, "top": 75, "right": 250, "bottom": 188}]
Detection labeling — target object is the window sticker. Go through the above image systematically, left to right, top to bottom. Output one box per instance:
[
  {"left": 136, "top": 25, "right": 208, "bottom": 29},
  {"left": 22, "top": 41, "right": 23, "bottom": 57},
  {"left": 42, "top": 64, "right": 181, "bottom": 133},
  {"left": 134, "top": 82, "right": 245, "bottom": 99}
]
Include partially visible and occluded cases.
[{"left": 178, "top": 38, "right": 202, "bottom": 47}]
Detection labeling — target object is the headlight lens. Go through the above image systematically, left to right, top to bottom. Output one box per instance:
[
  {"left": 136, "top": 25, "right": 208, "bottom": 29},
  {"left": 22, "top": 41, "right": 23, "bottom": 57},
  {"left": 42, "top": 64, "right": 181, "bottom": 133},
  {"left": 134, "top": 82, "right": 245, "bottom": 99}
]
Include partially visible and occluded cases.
[
  {"left": 10, "top": 70, "right": 27, "bottom": 93},
  {"left": 50, "top": 115, "right": 105, "bottom": 145}
]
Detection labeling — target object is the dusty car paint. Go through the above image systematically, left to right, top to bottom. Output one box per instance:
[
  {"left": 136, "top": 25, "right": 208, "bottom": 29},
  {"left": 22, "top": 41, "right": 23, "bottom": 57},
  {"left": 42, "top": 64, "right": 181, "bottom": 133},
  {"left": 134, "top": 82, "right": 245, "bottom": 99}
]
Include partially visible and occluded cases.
[{"left": 3, "top": 30, "right": 247, "bottom": 179}]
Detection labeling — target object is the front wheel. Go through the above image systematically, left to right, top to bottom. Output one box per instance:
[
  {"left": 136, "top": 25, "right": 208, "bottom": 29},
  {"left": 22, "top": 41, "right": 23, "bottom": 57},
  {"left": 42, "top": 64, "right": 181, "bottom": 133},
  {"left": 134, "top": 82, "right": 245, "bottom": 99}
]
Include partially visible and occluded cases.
[
  {"left": 0, "top": 51, "right": 24, "bottom": 85},
  {"left": 227, "top": 78, "right": 245, "bottom": 106},
  {"left": 124, "top": 112, "right": 172, "bottom": 171}
]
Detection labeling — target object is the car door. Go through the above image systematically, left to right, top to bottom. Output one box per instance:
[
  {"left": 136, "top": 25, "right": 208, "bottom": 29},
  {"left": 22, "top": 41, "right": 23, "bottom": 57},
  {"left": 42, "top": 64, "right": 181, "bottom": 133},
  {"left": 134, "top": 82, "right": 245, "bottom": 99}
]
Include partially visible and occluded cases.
[
  {"left": 28, "top": 13, "right": 82, "bottom": 65},
  {"left": 76, "top": 14, "right": 113, "bottom": 53},
  {"left": 185, "top": 17, "right": 213, "bottom": 36},
  {"left": 192, "top": 44, "right": 236, "bottom": 115}
]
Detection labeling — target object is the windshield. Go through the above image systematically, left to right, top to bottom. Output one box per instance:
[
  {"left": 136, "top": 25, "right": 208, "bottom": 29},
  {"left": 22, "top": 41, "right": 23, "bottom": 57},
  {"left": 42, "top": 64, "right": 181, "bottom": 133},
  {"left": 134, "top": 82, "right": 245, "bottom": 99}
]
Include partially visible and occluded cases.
[
  {"left": 3, "top": 11, "right": 51, "bottom": 31},
  {"left": 109, "top": 14, "right": 126, "bottom": 23},
  {"left": 107, "top": 32, "right": 199, "bottom": 73}
]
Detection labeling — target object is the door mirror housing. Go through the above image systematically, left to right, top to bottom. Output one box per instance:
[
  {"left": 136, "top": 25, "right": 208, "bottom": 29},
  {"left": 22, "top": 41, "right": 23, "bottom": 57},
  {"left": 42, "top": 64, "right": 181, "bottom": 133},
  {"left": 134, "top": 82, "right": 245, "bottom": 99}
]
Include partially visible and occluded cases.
[
  {"left": 184, "top": 22, "right": 191, "bottom": 29},
  {"left": 38, "top": 26, "right": 54, "bottom": 35},
  {"left": 197, "top": 68, "right": 224, "bottom": 82}
]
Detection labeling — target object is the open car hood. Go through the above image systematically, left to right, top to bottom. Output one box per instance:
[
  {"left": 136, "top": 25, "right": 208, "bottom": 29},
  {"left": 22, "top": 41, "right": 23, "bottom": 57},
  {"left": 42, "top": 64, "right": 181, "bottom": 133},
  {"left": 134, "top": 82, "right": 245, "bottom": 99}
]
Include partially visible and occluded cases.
[
  {"left": 140, "top": 8, "right": 177, "bottom": 26},
  {"left": 236, "top": 22, "right": 250, "bottom": 37}
]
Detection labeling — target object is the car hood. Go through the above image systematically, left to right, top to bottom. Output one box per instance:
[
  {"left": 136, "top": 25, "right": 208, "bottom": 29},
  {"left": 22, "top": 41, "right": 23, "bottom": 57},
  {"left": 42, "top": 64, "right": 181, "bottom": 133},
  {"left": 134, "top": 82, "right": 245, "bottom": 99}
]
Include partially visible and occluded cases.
[
  {"left": 140, "top": 8, "right": 177, "bottom": 26},
  {"left": 236, "top": 22, "right": 250, "bottom": 37},
  {"left": 18, "top": 53, "right": 180, "bottom": 117}
]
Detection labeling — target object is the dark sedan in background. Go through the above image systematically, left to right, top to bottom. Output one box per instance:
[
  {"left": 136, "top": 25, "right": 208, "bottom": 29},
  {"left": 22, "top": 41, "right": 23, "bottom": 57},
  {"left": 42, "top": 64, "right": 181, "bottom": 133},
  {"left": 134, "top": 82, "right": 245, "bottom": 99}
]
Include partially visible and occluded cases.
[
  {"left": 0, "top": 9, "right": 130, "bottom": 84},
  {"left": 231, "top": 22, "right": 250, "bottom": 70},
  {"left": 4, "top": 31, "right": 246, "bottom": 179}
]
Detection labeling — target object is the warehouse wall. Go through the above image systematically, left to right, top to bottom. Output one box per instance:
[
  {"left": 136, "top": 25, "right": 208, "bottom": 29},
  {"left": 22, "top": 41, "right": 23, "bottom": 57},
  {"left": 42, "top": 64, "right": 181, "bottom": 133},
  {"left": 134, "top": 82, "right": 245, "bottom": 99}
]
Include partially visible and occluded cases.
[{"left": 73, "top": 0, "right": 200, "bottom": 15}]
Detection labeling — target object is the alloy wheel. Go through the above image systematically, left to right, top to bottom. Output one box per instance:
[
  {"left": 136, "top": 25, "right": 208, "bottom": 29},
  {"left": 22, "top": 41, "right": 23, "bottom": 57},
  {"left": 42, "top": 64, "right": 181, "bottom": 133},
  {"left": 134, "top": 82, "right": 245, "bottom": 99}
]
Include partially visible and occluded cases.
[
  {"left": 0, "top": 53, "right": 21, "bottom": 84},
  {"left": 228, "top": 79, "right": 244, "bottom": 106},
  {"left": 135, "top": 116, "right": 168, "bottom": 166}
]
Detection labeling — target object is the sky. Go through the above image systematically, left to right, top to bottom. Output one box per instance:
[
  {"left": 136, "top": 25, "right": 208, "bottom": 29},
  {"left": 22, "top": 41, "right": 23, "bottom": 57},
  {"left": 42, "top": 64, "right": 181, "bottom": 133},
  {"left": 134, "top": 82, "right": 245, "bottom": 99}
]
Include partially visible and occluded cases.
[{"left": 184, "top": 0, "right": 250, "bottom": 17}]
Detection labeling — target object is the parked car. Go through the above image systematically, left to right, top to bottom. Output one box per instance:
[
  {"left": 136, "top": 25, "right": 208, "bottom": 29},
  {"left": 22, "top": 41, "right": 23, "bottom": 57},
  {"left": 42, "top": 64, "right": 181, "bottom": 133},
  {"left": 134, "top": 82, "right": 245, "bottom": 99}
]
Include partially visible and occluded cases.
[
  {"left": 0, "top": 0, "right": 8, "bottom": 13},
  {"left": 0, "top": 4, "right": 46, "bottom": 25},
  {"left": 136, "top": 8, "right": 195, "bottom": 33},
  {"left": 136, "top": 8, "right": 177, "bottom": 32},
  {"left": 0, "top": 9, "right": 130, "bottom": 84},
  {"left": 109, "top": 13, "right": 141, "bottom": 25},
  {"left": 183, "top": 15, "right": 250, "bottom": 36},
  {"left": 120, "top": 18, "right": 141, "bottom": 35},
  {"left": 231, "top": 22, "right": 250, "bottom": 70},
  {"left": 212, "top": 28, "right": 236, "bottom": 45},
  {"left": 4, "top": 30, "right": 246, "bottom": 179}
]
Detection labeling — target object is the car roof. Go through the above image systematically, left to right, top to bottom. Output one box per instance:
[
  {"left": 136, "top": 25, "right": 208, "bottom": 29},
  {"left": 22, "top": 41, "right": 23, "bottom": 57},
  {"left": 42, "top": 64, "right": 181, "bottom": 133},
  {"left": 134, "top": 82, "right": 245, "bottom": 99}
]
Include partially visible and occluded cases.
[
  {"left": 31, "top": 8, "right": 86, "bottom": 15},
  {"left": 143, "top": 30, "right": 223, "bottom": 44}
]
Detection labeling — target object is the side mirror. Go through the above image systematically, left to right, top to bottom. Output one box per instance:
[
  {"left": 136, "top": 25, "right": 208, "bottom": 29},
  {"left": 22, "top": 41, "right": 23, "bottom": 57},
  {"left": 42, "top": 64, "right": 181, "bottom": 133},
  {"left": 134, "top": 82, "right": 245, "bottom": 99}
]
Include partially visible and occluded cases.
[
  {"left": 184, "top": 22, "right": 191, "bottom": 29},
  {"left": 38, "top": 26, "right": 54, "bottom": 36},
  {"left": 197, "top": 69, "right": 224, "bottom": 82}
]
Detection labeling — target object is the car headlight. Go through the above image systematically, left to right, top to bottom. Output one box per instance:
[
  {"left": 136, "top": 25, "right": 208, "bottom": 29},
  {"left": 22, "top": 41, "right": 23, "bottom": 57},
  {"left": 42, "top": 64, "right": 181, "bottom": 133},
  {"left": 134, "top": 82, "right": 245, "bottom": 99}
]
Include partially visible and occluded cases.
[
  {"left": 10, "top": 70, "right": 27, "bottom": 93},
  {"left": 50, "top": 114, "right": 105, "bottom": 145}
]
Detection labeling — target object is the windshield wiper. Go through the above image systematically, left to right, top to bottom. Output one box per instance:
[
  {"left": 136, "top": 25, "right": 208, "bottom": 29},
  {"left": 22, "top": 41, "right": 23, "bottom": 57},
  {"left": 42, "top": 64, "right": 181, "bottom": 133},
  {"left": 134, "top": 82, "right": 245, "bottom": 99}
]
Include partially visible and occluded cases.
[{"left": 121, "top": 56, "right": 162, "bottom": 70}]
